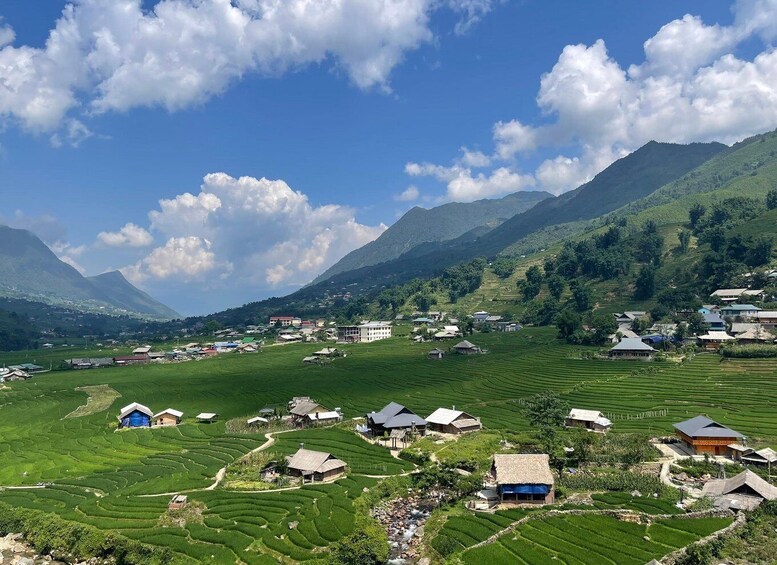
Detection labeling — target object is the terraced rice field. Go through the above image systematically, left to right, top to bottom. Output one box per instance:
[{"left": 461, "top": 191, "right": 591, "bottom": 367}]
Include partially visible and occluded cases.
[
  {"left": 0, "top": 328, "right": 772, "bottom": 561},
  {"left": 460, "top": 514, "right": 733, "bottom": 564}
]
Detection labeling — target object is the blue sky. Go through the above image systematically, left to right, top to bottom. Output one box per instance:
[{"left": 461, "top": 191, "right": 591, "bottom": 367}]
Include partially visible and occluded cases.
[{"left": 0, "top": 0, "right": 775, "bottom": 315}]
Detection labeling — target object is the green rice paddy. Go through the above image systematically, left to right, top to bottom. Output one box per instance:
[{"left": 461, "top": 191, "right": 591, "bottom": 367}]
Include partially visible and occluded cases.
[{"left": 0, "top": 328, "right": 769, "bottom": 562}]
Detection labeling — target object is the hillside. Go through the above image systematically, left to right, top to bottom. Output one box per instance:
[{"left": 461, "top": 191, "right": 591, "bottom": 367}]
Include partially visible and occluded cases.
[
  {"left": 313, "top": 190, "right": 551, "bottom": 283},
  {"left": 0, "top": 225, "right": 179, "bottom": 320}
]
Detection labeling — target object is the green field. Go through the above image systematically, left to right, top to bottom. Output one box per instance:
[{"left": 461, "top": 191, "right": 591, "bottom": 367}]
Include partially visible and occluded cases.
[{"left": 0, "top": 329, "right": 771, "bottom": 562}]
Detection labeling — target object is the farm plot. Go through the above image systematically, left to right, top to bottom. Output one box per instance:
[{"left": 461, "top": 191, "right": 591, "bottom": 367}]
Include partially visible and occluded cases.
[
  {"left": 432, "top": 508, "right": 530, "bottom": 555},
  {"left": 460, "top": 514, "right": 733, "bottom": 565}
]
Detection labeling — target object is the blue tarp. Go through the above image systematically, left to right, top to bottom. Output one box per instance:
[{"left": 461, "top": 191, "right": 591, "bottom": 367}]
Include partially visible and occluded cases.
[{"left": 499, "top": 484, "right": 550, "bottom": 495}]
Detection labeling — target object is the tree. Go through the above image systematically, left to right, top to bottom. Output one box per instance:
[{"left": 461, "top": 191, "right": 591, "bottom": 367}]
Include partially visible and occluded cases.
[
  {"left": 767, "top": 188, "right": 777, "bottom": 210},
  {"left": 689, "top": 203, "right": 706, "bottom": 229},
  {"left": 678, "top": 230, "right": 691, "bottom": 253},
  {"left": 491, "top": 257, "right": 517, "bottom": 279},
  {"left": 634, "top": 264, "right": 657, "bottom": 300},
  {"left": 520, "top": 265, "right": 544, "bottom": 302},
  {"left": 546, "top": 274, "right": 565, "bottom": 300},
  {"left": 570, "top": 281, "right": 592, "bottom": 312},
  {"left": 413, "top": 293, "right": 434, "bottom": 312},
  {"left": 555, "top": 309, "right": 581, "bottom": 340},
  {"left": 589, "top": 312, "right": 617, "bottom": 345},
  {"left": 687, "top": 312, "right": 706, "bottom": 336},
  {"left": 673, "top": 322, "right": 688, "bottom": 342},
  {"left": 523, "top": 391, "right": 570, "bottom": 455},
  {"left": 328, "top": 521, "right": 389, "bottom": 565}
]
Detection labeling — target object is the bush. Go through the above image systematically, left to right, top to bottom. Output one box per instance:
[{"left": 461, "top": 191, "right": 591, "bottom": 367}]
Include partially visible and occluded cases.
[
  {"left": 720, "top": 345, "right": 777, "bottom": 358},
  {"left": 398, "top": 449, "right": 430, "bottom": 466}
]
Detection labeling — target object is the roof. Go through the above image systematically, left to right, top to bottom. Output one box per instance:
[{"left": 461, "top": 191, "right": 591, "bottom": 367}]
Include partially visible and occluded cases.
[
  {"left": 711, "top": 288, "right": 748, "bottom": 296},
  {"left": 721, "top": 304, "right": 761, "bottom": 312},
  {"left": 703, "top": 313, "right": 725, "bottom": 324},
  {"left": 731, "top": 322, "right": 759, "bottom": 334},
  {"left": 736, "top": 327, "right": 774, "bottom": 341},
  {"left": 698, "top": 331, "right": 735, "bottom": 341},
  {"left": 609, "top": 338, "right": 656, "bottom": 352},
  {"left": 453, "top": 340, "right": 479, "bottom": 349},
  {"left": 132, "top": 346, "right": 152, "bottom": 354},
  {"left": 290, "top": 400, "right": 325, "bottom": 416},
  {"left": 119, "top": 402, "right": 153, "bottom": 419},
  {"left": 368, "top": 402, "right": 426, "bottom": 429},
  {"left": 153, "top": 408, "right": 183, "bottom": 419},
  {"left": 426, "top": 408, "right": 468, "bottom": 425},
  {"left": 568, "top": 409, "right": 603, "bottom": 423},
  {"left": 307, "top": 410, "right": 341, "bottom": 421},
  {"left": 196, "top": 412, "right": 218, "bottom": 420},
  {"left": 673, "top": 415, "right": 743, "bottom": 439},
  {"left": 247, "top": 416, "right": 268, "bottom": 425},
  {"left": 452, "top": 418, "right": 481, "bottom": 429},
  {"left": 286, "top": 448, "right": 346, "bottom": 474},
  {"left": 742, "top": 448, "right": 777, "bottom": 464},
  {"left": 492, "top": 454, "right": 554, "bottom": 486},
  {"left": 701, "top": 470, "right": 777, "bottom": 500}
]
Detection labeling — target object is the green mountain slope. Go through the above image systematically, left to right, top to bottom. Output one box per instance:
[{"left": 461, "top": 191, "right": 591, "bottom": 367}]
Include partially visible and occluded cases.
[
  {"left": 313, "top": 190, "right": 551, "bottom": 283},
  {"left": 0, "top": 225, "right": 179, "bottom": 320}
]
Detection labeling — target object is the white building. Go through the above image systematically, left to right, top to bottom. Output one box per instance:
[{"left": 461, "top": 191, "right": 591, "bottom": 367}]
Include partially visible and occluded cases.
[{"left": 337, "top": 321, "right": 392, "bottom": 343}]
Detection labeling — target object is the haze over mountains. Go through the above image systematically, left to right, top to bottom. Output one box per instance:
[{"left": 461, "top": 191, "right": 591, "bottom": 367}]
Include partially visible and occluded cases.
[{"left": 0, "top": 225, "right": 179, "bottom": 320}]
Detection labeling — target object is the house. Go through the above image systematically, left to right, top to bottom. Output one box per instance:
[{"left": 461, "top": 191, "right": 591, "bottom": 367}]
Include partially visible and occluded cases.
[
  {"left": 711, "top": 288, "right": 764, "bottom": 302},
  {"left": 720, "top": 304, "right": 762, "bottom": 318},
  {"left": 473, "top": 311, "right": 490, "bottom": 322},
  {"left": 614, "top": 311, "right": 647, "bottom": 324},
  {"left": 751, "top": 311, "right": 777, "bottom": 329},
  {"left": 703, "top": 313, "right": 726, "bottom": 331},
  {"left": 485, "top": 315, "right": 503, "bottom": 324},
  {"left": 269, "top": 316, "right": 302, "bottom": 327},
  {"left": 413, "top": 317, "right": 435, "bottom": 326},
  {"left": 497, "top": 321, "right": 522, "bottom": 332},
  {"left": 337, "top": 322, "right": 392, "bottom": 343},
  {"left": 730, "top": 322, "right": 759, "bottom": 335},
  {"left": 434, "top": 326, "right": 460, "bottom": 339},
  {"left": 735, "top": 327, "right": 775, "bottom": 344},
  {"left": 697, "top": 330, "right": 735, "bottom": 349},
  {"left": 277, "top": 333, "right": 303, "bottom": 344},
  {"left": 608, "top": 338, "right": 656, "bottom": 360},
  {"left": 453, "top": 340, "right": 482, "bottom": 355},
  {"left": 132, "top": 345, "right": 152, "bottom": 357},
  {"left": 313, "top": 347, "right": 340, "bottom": 357},
  {"left": 428, "top": 348, "right": 445, "bottom": 360},
  {"left": 113, "top": 355, "right": 149, "bottom": 365},
  {"left": 67, "top": 358, "right": 94, "bottom": 369},
  {"left": 0, "top": 368, "right": 31, "bottom": 382},
  {"left": 289, "top": 399, "right": 331, "bottom": 425},
  {"left": 118, "top": 402, "right": 153, "bottom": 428},
  {"left": 366, "top": 402, "right": 426, "bottom": 436},
  {"left": 425, "top": 407, "right": 482, "bottom": 434},
  {"left": 153, "top": 409, "right": 183, "bottom": 427},
  {"left": 566, "top": 409, "right": 612, "bottom": 433},
  {"left": 305, "top": 410, "right": 342, "bottom": 426},
  {"left": 196, "top": 413, "right": 218, "bottom": 423},
  {"left": 673, "top": 415, "right": 744, "bottom": 456},
  {"left": 247, "top": 416, "right": 268, "bottom": 427},
  {"left": 286, "top": 447, "right": 347, "bottom": 482},
  {"left": 741, "top": 447, "right": 777, "bottom": 467},
  {"left": 491, "top": 454, "right": 555, "bottom": 504},
  {"left": 701, "top": 470, "right": 777, "bottom": 511},
  {"left": 168, "top": 495, "right": 188, "bottom": 511}
]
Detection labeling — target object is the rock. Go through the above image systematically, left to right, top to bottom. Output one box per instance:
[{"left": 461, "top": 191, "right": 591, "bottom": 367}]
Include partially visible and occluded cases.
[{"left": 14, "top": 558, "right": 34, "bottom": 565}]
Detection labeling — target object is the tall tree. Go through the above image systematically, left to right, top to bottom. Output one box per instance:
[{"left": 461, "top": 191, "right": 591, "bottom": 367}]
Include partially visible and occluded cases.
[{"left": 634, "top": 264, "right": 657, "bottom": 300}]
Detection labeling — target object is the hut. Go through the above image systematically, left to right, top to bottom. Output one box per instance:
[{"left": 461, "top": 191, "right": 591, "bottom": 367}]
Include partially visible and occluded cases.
[
  {"left": 697, "top": 330, "right": 735, "bottom": 350},
  {"left": 608, "top": 338, "right": 656, "bottom": 360},
  {"left": 452, "top": 340, "right": 482, "bottom": 355},
  {"left": 427, "top": 348, "right": 445, "bottom": 360},
  {"left": 289, "top": 399, "right": 332, "bottom": 425},
  {"left": 118, "top": 403, "right": 153, "bottom": 428},
  {"left": 425, "top": 407, "right": 482, "bottom": 434},
  {"left": 153, "top": 408, "right": 183, "bottom": 427},
  {"left": 565, "top": 409, "right": 612, "bottom": 433},
  {"left": 195, "top": 413, "right": 219, "bottom": 423},
  {"left": 673, "top": 415, "right": 744, "bottom": 456},
  {"left": 247, "top": 416, "right": 269, "bottom": 428},
  {"left": 286, "top": 447, "right": 346, "bottom": 483},
  {"left": 491, "top": 454, "right": 555, "bottom": 504},
  {"left": 701, "top": 470, "right": 777, "bottom": 511},
  {"left": 168, "top": 495, "right": 188, "bottom": 511}
]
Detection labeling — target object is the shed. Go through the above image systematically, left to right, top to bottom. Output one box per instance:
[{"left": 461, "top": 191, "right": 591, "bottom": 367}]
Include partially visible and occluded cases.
[
  {"left": 452, "top": 340, "right": 482, "bottom": 355},
  {"left": 428, "top": 348, "right": 445, "bottom": 360},
  {"left": 118, "top": 402, "right": 153, "bottom": 428},
  {"left": 425, "top": 407, "right": 482, "bottom": 434},
  {"left": 153, "top": 408, "right": 183, "bottom": 427},
  {"left": 566, "top": 409, "right": 612, "bottom": 433},
  {"left": 196, "top": 413, "right": 219, "bottom": 423},
  {"left": 247, "top": 416, "right": 269, "bottom": 427},
  {"left": 286, "top": 447, "right": 346, "bottom": 482},
  {"left": 491, "top": 454, "right": 555, "bottom": 504},
  {"left": 701, "top": 470, "right": 777, "bottom": 511}
]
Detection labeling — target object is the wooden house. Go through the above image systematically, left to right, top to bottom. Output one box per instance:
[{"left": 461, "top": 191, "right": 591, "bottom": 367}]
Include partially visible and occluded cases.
[
  {"left": 696, "top": 330, "right": 735, "bottom": 350},
  {"left": 608, "top": 338, "right": 656, "bottom": 360},
  {"left": 452, "top": 340, "right": 482, "bottom": 355},
  {"left": 289, "top": 399, "right": 331, "bottom": 425},
  {"left": 118, "top": 402, "right": 153, "bottom": 428},
  {"left": 366, "top": 402, "right": 426, "bottom": 436},
  {"left": 426, "top": 407, "right": 482, "bottom": 434},
  {"left": 153, "top": 408, "right": 183, "bottom": 427},
  {"left": 566, "top": 409, "right": 612, "bottom": 433},
  {"left": 673, "top": 415, "right": 744, "bottom": 456},
  {"left": 286, "top": 447, "right": 346, "bottom": 483},
  {"left": 491, "top": 454, "right": 555, "bottom": 504}
]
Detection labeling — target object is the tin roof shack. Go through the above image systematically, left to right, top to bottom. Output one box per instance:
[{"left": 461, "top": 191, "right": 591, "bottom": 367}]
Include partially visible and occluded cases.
[
  {"left": 697, "top": 330, "right": 735, "bottom": 350},
  {"left": 608, "top": 338, "right": 656, "bottom": 360},
  {"left": 452, "top": 340, "right": 482, "bottom": 355},
  {"left": 428, "top": 348, "right": 445, "bottom": 360},
  {"left": 0, "top": 368, "right": 31, "bottom": 382},
  {"left": 289, "top": 399, "right": 332, "bottom": 426},
  {"left": 118, "top": 402, "right": 153, "bottom": 428},
  {"left": 366, "top": 402, "right": 426, "bottom": 437},
  {"left": 426, "top": 407, "right": 482, "bottom": 434},
  {"left": 154, "top": 408, "right": 183, "bottom": 427},
  {"left": 566, "top": 409, "right": 612, "bottom": 433},
  {"left": 306, "top": 410, "right": 342, "bottom": 427},
  {"left": 195, "top": 413, "right": 219, "bottom": 423},
  {"left": 674, "top": 415, "right": 744, "bottom": 456},
  {"left": 286, "top": 447, "right": 346, "bottom": 483},
  {"left": 491, "top": 454, "right": 555, "bottom": 505},
  {"left": 701, "top": 470, "right": 777, "bottom": 511},
  {"left": 168, "top": 495, "right": 188, "bottom": 511}
]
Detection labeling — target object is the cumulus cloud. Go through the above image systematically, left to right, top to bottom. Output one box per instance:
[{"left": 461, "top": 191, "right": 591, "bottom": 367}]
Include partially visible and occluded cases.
[
  {"left": 0, "top": 0, "right": 497, "bottom": 135},
  {"left": 408, "top": 0, "right": 777, "bottom": 200},
  {"left": 406, "top": 161, "right": 534, "bottom": 202},
  {"left": 121, "top": 172, "right": 386, "bottom": 288},
  {"left": 394, "top": 186, "right": 420, "bottom": 201},
  {"left": 1, "top": 210, "right": 67, "bottom": 243},
  {"left": 97, "top": 223, "right": 153, "bottom": 247}
]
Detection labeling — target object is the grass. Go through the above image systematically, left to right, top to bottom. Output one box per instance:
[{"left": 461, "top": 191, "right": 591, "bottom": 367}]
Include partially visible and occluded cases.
[
  {"left": 0, "top": 328, "right": 774, "bottom": 560},
  {"left": 64, "top": 384, "right": 123, "bottom": 418}
]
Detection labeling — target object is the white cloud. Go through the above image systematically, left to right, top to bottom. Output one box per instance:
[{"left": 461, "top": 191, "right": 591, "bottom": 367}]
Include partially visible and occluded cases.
[
  {"left": 0, "top": 0, "right": 498, "bottom": 134},
  {"left": 408, "top": 0, "right": 777, "bottom": 199},
  {"left": 0, "top": 20, "right": 14, "bottom": 48},
  {"left": 49, "top": 119, "right": 94, "bottom": 148},
  {"left": 458, "top": 147, "right": 491, "bottom": 167},
  {"left": 446, "top": 167, "right": 534, "bottom": 202},
  {"left": 122, "top": 172, "right": 386, "bottom": 288},
  {"left": 394, "top": 186, "right": 420, "bottom": 201},
  {"left": 97, "top": 223, "right": 153, "bottom": 247},
  {"left": 50, "top": 241, "right": 87, "bottom": 274}
]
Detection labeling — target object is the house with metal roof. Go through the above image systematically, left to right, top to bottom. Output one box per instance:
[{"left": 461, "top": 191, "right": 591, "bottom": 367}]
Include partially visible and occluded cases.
[
  {"left": 720, "top": 304, "right": 762, "bottom": 317},
  {"left": 697, "top": 330, "right": 735, "bottom": 350},
  {"left": 608, "top": 338, "right": 656, "bottom": 360},
  {"left": 452, "top": 340, "right": 482, "bottom": 355},
  {"left": 289, "top": 399, "right": 332, "bottom": 425},
  {"left": 118, "top": 402, "right": 153, "bottom": 428},
  {"left": 366, "top": 402, "right": 426, "bottom": 436},
  {"left": 426, "top": 407, "right": 482, "bottom": 434},
  {"left": 153, "top": 408, "right": 183, "bottom": 427},
  {"left": 566, "top": 409, "right": 612, "bottom": 433},
  {"left": 195, "top": 413, "right": 218, "bottom": 423},
  {"left": 673, "top": 415, "right": 744, "bottom": 456},
  {"left": 286, "top": 447, "right": 346, "bottom": 483},
  {"left": 741, "top": 447, "right": 777, "bottom": 466},
  {"left": 491, "top": 454, "right": 555, "bottom": 504},
  {"left": 701, "top": 470, "right": 777, "bottom": 511}
]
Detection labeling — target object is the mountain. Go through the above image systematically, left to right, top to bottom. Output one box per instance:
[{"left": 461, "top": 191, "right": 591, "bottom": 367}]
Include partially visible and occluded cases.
[
  {"left": 313, "top": 190, "right": 552, "bottom": 283},
  {"left": 0, "top": 225, "right": 179, "bottom": 320}
]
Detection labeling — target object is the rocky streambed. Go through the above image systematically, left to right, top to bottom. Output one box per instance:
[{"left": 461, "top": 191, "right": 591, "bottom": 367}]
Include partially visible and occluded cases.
[
  {"left": 373, "top": 492, "right": 443, "bottom": 564},
  {"left": 0, "top": 534, "right": 72, "bottom": 565}
]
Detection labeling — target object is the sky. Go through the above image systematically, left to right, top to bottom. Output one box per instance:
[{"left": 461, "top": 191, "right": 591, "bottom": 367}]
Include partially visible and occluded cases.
[{"left": 1, "top": 0, "right": 777, "bottom": 316}]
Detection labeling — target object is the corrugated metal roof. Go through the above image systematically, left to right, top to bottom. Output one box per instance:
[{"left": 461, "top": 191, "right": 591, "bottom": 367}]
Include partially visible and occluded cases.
[{"left": 673, "top": 415, "right": 743, "bottom": 439}]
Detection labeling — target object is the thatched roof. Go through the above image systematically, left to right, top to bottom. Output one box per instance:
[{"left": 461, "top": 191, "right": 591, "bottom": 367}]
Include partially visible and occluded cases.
[{"left": 492, "top": 454, "right": 554, "bottom": 486}]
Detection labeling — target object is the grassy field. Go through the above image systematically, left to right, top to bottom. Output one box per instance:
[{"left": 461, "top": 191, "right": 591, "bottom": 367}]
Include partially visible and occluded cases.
[{"left": 0, "top": 329, "right": 774, "bottom": 561}]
